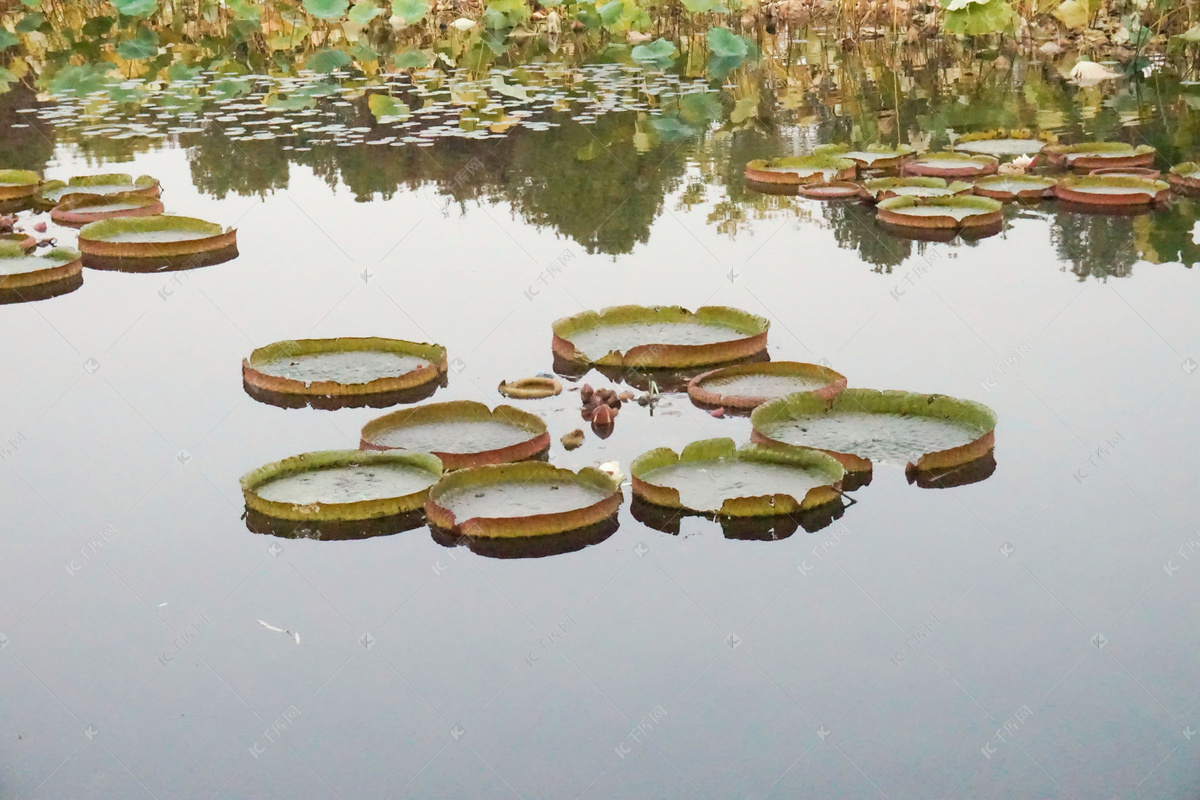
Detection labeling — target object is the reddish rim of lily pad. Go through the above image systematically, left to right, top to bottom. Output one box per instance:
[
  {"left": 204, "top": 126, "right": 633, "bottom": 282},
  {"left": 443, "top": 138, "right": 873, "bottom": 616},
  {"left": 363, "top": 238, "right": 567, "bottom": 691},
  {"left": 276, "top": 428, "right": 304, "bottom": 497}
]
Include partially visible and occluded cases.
[
  {"left": 1044, "top": 143, "right": 1157, "bottom": 172},
  {"left": 903, "top": 153, "right": 999, "bottom": 179},
  {"left": 744, "top": 155, "right": 857, "bottom": 186},
  {"left": 1167, "top": 162, "right": 1200, "bottom": 194},
  {"left": 1089, "top": 166, "right": 1162, "bottom": 179},
  {"left": 34, "top": 173, "right": 160, "bottom": 209},
  {"left": 972, "top": 174, "right": 1058, "bottom": 201},
  {"left": 1052, "top": 175, "right": 1171, "bottom": 206},
  {"left": 863, "top": 177, "right": 973, "bottom": 202},
  {"left": 794, "top": 181, "right": 868, "bottom": 200},
  {"left": 50, "top": 192, "right": 166, "bottom": 227},
  {"left": 876, "top": 195, "right": 1003, "bottom": 230},
  {"left": 78, "top": 215, "right": 237, "bottom": 258},
  {"left": 0, "top": 231, "right": 35, "bottom": 251},
  {"left": 0, "top": 245, "right": 82, "bottom": 292},
  {"left": 552, "top": 305, "right": 770, "bottom": 369},
  {"left": 243, "top": 337, "right": 449, "bottom": 398},
  {"left": 687, "top": 361, "right": 847, "bottom": 410},
  {"left": 750, "top": 388, "right": 998, "bottom": 477},
  {"left": 360, "top": 400, "right": 551, "bottom": 470},
  {"left": 630, "top": 438, "right": 845, "bottom": 517},
  {"left": 425, "top": 462, "right": 623, "bottom": 538}
]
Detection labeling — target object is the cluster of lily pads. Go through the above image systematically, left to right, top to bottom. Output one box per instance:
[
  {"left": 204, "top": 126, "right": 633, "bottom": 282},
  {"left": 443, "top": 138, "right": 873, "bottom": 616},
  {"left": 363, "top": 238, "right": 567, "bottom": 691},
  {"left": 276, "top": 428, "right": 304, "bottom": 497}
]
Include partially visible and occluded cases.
[
  {"left": 744, "top": 131, "right": 1198, "bottom": 243},
  {"left": 0, "top": 169, "right": 237, "bottom": 303},
  {"left": 238, "top": 304, "right": 997, "bottom": 553}
]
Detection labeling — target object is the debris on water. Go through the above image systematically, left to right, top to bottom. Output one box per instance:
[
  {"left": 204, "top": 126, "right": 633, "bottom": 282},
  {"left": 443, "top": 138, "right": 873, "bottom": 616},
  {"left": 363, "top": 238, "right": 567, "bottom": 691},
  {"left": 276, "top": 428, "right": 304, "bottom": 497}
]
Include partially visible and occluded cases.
[
  {"left": 33, "top": 221, "right": 46, "bottom": 233},
  {"left": 709, "top": 407, "right": 726, "bottom": 418},
  {"left": 561, "top": 429, "right": 585, "bottom": 450},
  {"left": 598, "top": 460, "right": 625, "bottom": 483},
  {"left": 258, "top": 619, "right": 301, "bottom": 644}
]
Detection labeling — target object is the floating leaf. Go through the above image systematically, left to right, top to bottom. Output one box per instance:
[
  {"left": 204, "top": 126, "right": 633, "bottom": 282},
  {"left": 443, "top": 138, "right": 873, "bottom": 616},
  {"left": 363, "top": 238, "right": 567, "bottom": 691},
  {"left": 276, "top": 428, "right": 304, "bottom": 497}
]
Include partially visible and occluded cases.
[
  {"left": 113, "top": 0, "right": 158, "bottom": 16},
  {"left": 303, "top": 0, "right": 349, "bottom": 18},
  {"left": 348, "top": 0, "right": 382, "bottom": 24},
  {"left": 392, "top": 0, "right": 429, "bottom": 24},
  {"left": 705, "top": 26, "right": 748, "bottom": 58},
  {"left": 116, "top": 27, "right": 159, "bottom": 60},
  {"left": 631, "top": 37, "right": 675, "bottom": 63},
  {"left": 305, "top": 48, "right": 352, "bottom": 72},
  {"left": 392, "top": 49, "right": 430, "bottom": 68},
  {"left": 45, "top": 63, "right": 115, "bottom": 96},
  {"left": 490, "top": 74, "right": 529, "bottom": 101},
  {"left": 678, "top": 91, "right": 723, "bottom": 124},
  {"left": 368, "top": 93, "right": 410, "bottom": 121},
  {"left": 361, "top": 401, "right": 549, "bottom": 470}
]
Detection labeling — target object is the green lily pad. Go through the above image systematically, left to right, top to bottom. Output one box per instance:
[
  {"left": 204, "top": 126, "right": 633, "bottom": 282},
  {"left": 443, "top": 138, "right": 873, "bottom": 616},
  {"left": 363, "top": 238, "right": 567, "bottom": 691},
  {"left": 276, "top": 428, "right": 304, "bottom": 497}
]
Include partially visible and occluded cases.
[
  {"left": 955, "top": 128, "right": 1053, "bottom": 157},
  {"left": 1045, "top": 142, "right": 1157, "bottom": 170},
  {"left": 904, "top": 152, "right": 999, "bottom": 178},
  {"left": 745, "top": 154, "right": 857, "bottom": 186},
  {"left": 35, "top": 173, "right": 159, "bottom": 207},
  {"left": 972, "top": 174, "right": 1058, "bottom": 201},
  {"left": 863, "top": 177, "right": 973, "bottom": 200},
  {"left": 877, "top": 194, "right": 1003, "bottom": 228},
  {"left": 244, "top": 337, "right": 447, "bottom": 400},
  {"left": 688, "top": 361, "right": 847, "bottom": 410}
]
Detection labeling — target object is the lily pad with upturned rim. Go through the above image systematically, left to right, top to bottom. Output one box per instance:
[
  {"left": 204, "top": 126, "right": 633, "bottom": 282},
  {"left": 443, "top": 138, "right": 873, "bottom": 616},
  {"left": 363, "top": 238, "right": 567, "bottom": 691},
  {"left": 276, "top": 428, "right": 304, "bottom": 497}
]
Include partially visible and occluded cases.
[
  {"left": 953, "top": 129, "right": 1055, "bottom": 158},
  {"left": 1044, "top": 142, "right": 1157, "bottom": 171},
  {"left": 819, "top": 143, "right": 915, "bottom": 170},
  {"left": 903, "top": 152, "right": 999, "bottom": 179},
  {"left": 744, "top": 154, "right": 857, "bottom": 186},
  {"left": 1168, "top": 162, "right": 1200, "bottom": 194},
  {"left": 1089, "top": 167, "right": 1161, "bottom": 179},
  {"left": 0, "top": 169, "right": 41, "bottom": 201},
  {"left": 34, "top": 173, "right": 160, "bottom": 208},
  {"left": 972, "top": 174, "right": 1058, "bottom": 201},
  {"left": 1052, "top": 175, "right": 1171, "bottom": 206},
  {"left": 863, "top": 177, "right": 973, "bottom": 201},
  {"left": 794, "top": 181, "right": 867, "bottom": 200},
  {"left": 50, "top": 192, "right": 165, "bottom": 227},
  {"left": 876, "top": 195, "right": 1003, "bottom": 230},
  {"left": 78, "top": 215, "right": 237, "bottom": 258},
  {"left": 0, "top": 232, "right": 35, "bottom": 250},
  {"left": 0, "top": 243, "right": 82, "bottom": 293},
  {"left": 552, "top": 305, "right": 769, "bottom": 369},
  {"left": 243, "top": 337, "right": 448, "bottom": 401},
  {"left": 687, "top": 361, "right": 846, "bottom": 410},
  {"left": 497, "top": 376, "right": 562, "bottom": 399},
  {"left": 750, "top": 388, "right": 997, "bottom": 477},
  {"left": 360, "top": 400, "right": 550, "bottom": 470},
  {"left": 631, "top": 438, "right": 845, "bottom": 517},
  {"left": 240, "top": 450, "right": 444, "bottom": 522},
  {"left": 425, "top": 462, "right": 623, "bottom": 538}
]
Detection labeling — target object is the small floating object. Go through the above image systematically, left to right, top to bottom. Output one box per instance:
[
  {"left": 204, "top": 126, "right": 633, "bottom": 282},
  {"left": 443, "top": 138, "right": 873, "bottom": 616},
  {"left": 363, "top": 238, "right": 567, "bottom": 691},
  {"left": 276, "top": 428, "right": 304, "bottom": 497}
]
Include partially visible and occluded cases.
[
  {"left": 1068, "top": 60, "right": 1123, "bottom": 86},
  {"left": 954, "top": 129, "right": 1055, "bottom": 158},
  {"left": 1044, "top": 142, "right": 1156, "bottom": 172},
  {"left": 820, "top": 143, "right": 914, "bottom": 171},
  {"left": 904, "top": 152, "right": 999, "bottom": 179},
  {"left": 744, "top": 153, "right": 856, "bottom": 187},
  {"left": 1167, "top": 162, "right": 1200, "bottom": 194},
  {"left": 1090, "top": 167, "right": 1161, "bottom": 180},
  {"left": 0, "top": 169, "right": 41, "bottom": 201},
  {"left": 34, "top": 173, "right": 160, "bottom": 208},
  {"left": 972, "top": 174, "right": 1058, "bottom": 202},
  {"left": 1052, "top": 175, "right": 1171, "bottom": 207},
  {"left": 863, "top": 177, "right": 972, "bottom": 202},
  {"left": 794, "top": 181, "right": 867, "bottom": 200},
  {"left": 50, "top": 192, "right": 165, "bottom": 227},
  {"left": 876, "top": 195, "right": 1003, "bottom": 230},
  {"left": 78, "top": 215, "right": 237, "bottom": 258},
  {"left": 0, "top": 243, "right": 82, "bottom": 304},
  {"left": 552, "top": 305, "right": 769, "bottom": 369},
  {"left": 243, "top": 337, "right": 448, "bottom": 403},
  {"left": 688, "top": 361, "right": 847, "bottom": 411},
  {"left": 497, "top": 376, "right": 562, "bottom": 399},
  {"left": 750, "top": 388, "right": 997, "bottom": 481},
  {"left": 360, "top": 400, "right": 550, "bottom": 470},
  {"left": 561, "top": 429, "right": 585, "bottom": 450},
  {"left": 631, "top": 438, "right": 845, "bottom": 517},
  {"left": 240, "top": 450, "right": 444, "bottom": 522},
  {"left": 425, "top": 462, "right": 623, "bottom": 538}
]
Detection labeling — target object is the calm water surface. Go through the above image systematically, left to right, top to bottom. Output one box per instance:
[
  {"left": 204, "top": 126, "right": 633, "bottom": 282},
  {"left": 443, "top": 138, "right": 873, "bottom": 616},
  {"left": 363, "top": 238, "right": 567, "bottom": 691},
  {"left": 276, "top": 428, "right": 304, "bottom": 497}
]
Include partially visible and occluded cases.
[{"left": 1, "top": 38, "right": 1199, "bottom": 800}]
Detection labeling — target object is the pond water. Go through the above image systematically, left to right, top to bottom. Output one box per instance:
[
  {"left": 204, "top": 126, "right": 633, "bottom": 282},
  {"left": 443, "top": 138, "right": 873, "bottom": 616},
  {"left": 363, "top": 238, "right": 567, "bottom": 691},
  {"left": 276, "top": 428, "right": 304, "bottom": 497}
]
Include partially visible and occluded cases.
[{"left": 1, "top": 19, "right": 1198, "bottom": 800}]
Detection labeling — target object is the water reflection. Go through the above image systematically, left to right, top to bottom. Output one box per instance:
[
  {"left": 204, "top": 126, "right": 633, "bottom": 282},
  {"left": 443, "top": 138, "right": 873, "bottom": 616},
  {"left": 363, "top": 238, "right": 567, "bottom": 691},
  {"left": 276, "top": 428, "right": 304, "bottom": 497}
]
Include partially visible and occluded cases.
[
  {"left": 630, "top": 495, "right": 848, "bottom": 538},
  {"left": 245, "top": 507, "right": 428, "bottom": 540},
  {"left": 430, "top": 514, "right": 620, "bottom": 558}
]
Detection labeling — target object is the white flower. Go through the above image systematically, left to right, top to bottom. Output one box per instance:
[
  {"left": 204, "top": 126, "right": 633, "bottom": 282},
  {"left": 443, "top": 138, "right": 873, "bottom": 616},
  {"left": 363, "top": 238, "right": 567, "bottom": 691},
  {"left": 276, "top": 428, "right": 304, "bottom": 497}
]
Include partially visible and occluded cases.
[
  {"left": 451, "top": 17, "right": 476, "bottom": 31},
  {"left": 1069, "top": 61, "right": 1123, "bottom": 86}
]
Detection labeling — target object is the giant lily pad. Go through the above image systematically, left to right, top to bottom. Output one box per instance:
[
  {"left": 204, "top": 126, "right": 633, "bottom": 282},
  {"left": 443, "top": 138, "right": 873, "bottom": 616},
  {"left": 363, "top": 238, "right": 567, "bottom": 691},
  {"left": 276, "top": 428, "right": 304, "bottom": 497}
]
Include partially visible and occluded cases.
[
  {"left": 954, "top": 129, "right": 1054, "bottom": 157},
  {"left": 1044, "top": 142, "right": 1157, "bottom": 171},
  {"left": 821, "top": 143, "right": 914, "bottom": 170},
  {"left": 904, "top": 152, "right": 999, "bottom": 179},
  {"left": 744, "top": 154, "right": 856, "bottom": 187},
  {"left": 1168, "top": 162, "right": 1200, "bottom": 194},
  {"left": 1088, "top": 167, "right": 1161, "bottom": 179},
  {"left": 0, "top": 169, "right": 41, "bottom": 201},
  {"left": 34, "top": 173, "right": 160, "bottom": 208},
  {"left": 972, "top": 174, "right": 1057, "bottom": 201},
  {"left": 1052, "top": 175, "right": 1170, "bottom": 207},
  {"left": 863, "top": 177, "right": 973, "bottom": 201},
  {"left": 794, "top": 181, "right": 867, "bottom": 201},
  {"left": 50, "top": 192, "right": 165, "bottom": 227},
  {"left": 876, "top": 195, "right": 1003, "bottom": 230},
  {"left": 78, "top": 215, "right": 237, "bottom": 258},
  {"left": 0, "top": 243, "right": 82, "bottom": 302},
  {"left": 552, "top": 305, "right": 769, "bottom": 369},
  {"left": 244, "top": 337, "right": 448, "bottom": 403},
  {"left": 688, "top": 361, "right": 846, "bottom": 410},
  {"left": 750, "top": 388, "right": 997, "bottom": 478},
  {"left": 360, "top": 400, "right": 550, "bottom": 469},
  {"left": 631, "top": 438, "right": 844, "bottom": 517},
  {"left": 241, "top": 450, "right": 443, "bottom": 522},
  {"left": 425, "top": 462, "right": 622, "bottom": 537}
]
